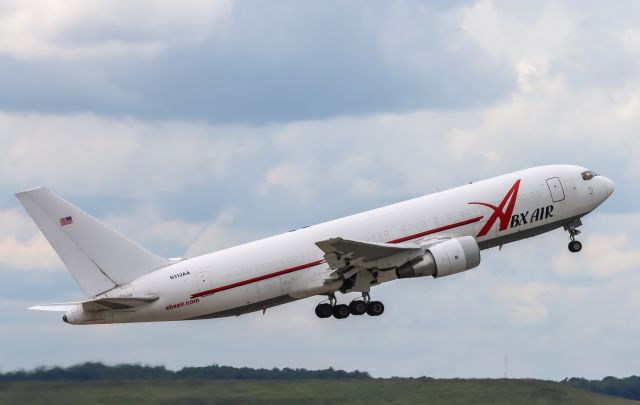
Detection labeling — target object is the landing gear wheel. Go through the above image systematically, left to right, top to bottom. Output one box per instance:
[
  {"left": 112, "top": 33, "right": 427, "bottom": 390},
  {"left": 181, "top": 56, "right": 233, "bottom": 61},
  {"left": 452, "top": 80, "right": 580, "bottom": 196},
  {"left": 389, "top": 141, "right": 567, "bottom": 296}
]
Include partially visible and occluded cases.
[
  {"left": 568, "top": 240, "right": 582, "bottom": 253},
  {"left": 349, "top": 300, "right": 367, "bottom": 316},
  {"left": 366, "top": 301, "right": 385, "bottom": 316},
  {"left": 315, "top": 303, "right": 333, "bottom": 318},
  {"left": 332, "top": 304, "right": 350, "bottom": 319}
]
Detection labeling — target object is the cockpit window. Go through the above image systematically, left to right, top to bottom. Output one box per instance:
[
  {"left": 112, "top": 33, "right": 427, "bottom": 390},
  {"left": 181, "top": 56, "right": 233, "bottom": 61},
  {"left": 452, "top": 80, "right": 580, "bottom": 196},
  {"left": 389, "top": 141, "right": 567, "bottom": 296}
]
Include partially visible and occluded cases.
[{"left": 581, "top": 170, "right": 598, "bottom": 180}]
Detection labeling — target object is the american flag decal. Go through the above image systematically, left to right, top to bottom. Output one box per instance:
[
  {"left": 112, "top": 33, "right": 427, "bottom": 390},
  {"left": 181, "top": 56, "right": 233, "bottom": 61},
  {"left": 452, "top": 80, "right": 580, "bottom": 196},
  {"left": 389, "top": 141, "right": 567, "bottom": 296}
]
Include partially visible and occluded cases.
[{"left": 59, "top": 216, "right": 73, "bottom": 226}]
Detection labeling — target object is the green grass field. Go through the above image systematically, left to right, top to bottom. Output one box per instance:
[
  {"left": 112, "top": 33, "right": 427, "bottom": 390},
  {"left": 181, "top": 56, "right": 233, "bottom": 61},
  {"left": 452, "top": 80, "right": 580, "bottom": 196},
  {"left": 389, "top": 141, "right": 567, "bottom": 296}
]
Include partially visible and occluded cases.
[{"left": 0, "top": 379, "right": 636, "bottom": 404}]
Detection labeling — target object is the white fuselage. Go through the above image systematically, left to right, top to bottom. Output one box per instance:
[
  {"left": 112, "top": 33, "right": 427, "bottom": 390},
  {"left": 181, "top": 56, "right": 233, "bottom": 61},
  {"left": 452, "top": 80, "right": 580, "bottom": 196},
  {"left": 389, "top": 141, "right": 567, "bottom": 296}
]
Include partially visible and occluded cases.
[{"left": 64, "top": 165, "right": 614, "bottom": 324}]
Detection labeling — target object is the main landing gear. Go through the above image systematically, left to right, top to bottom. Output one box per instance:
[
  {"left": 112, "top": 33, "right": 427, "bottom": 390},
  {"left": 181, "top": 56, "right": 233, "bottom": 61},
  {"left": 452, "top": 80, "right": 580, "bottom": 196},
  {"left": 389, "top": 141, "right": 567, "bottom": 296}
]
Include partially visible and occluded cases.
[
  {"left": 564, "top": 219, "right": 583, "bottom": 253},
  {"left": 315, "top": 292, "right": 384, "bottom": 319}
]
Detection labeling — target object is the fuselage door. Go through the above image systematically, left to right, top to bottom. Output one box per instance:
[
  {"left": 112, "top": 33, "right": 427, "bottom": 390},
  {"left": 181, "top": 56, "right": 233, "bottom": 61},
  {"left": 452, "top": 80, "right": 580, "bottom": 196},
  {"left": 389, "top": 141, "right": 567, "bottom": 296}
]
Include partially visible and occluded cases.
[{"left": 546, "top": 177, "right": 565, "bottom": 203}]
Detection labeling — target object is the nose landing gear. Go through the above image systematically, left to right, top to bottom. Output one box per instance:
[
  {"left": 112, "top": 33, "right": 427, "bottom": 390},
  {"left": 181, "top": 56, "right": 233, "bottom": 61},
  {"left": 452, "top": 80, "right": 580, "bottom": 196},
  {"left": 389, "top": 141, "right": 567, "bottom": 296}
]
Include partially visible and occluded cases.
[{"left": 564, "top": 219, "right": 583, "bottom": 253}]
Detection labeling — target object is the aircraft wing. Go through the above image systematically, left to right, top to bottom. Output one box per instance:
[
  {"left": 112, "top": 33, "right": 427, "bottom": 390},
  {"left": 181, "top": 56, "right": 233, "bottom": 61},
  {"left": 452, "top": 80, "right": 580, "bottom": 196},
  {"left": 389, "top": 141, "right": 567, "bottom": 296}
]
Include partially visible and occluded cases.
[
  {"left": 315, "top": 237, "right": 426, "bottom": 292},
  {"left": 28, "top": 295, "right": 159, "bottom": 312}
]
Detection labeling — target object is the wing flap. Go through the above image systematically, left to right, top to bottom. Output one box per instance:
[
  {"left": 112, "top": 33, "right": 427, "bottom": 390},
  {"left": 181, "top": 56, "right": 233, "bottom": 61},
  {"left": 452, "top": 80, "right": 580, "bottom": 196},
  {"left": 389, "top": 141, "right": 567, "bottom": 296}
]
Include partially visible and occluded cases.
[{"left": 28, "top": 303, "right": 81, "bottom": 312}]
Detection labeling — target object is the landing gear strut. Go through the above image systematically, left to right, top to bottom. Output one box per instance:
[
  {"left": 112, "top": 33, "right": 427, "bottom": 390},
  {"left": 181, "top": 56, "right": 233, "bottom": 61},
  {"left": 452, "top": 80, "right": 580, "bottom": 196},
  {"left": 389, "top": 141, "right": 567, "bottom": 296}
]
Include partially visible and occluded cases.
[
  {"left": 564, "top": 219, "right": 583, "bottom": 253},
  {"left": 315, "top": 292, "right": 385, "bottom": 319}
]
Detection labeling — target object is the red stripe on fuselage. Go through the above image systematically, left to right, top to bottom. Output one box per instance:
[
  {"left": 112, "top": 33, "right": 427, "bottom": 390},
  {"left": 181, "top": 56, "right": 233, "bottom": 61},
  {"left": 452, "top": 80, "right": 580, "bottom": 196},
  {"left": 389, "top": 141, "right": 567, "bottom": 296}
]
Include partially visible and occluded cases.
[
  {"left": 190, "top": 216, "right": 483, "bottom": 299},
  {"left": 191, "top": 260, "right": 324, "bottom": 299}
]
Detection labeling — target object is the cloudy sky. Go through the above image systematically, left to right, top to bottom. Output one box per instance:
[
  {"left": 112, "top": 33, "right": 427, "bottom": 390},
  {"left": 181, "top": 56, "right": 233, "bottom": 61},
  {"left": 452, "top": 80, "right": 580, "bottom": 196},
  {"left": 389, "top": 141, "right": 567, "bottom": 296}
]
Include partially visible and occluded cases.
[{"left": 1, "top": 0, "right": 639, "bottom": 380}]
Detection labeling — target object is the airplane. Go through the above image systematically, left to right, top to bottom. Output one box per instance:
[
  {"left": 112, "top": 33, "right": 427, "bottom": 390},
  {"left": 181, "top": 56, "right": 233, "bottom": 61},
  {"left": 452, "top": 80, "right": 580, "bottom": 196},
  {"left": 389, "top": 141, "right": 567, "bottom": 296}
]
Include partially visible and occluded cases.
[{"left": 16, "top": 165, "right": 614, "bottom": 324}]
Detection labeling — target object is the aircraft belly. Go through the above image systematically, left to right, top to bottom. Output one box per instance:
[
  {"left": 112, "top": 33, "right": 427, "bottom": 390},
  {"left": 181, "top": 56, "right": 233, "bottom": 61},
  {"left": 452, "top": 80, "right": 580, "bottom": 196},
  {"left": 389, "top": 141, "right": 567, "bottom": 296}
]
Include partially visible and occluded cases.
[
  {"left": 200, "top": 284, "right": 260, "bottom": 315},
  {"left": 188, "top": 295, "right": 296, "bottom": 320}
]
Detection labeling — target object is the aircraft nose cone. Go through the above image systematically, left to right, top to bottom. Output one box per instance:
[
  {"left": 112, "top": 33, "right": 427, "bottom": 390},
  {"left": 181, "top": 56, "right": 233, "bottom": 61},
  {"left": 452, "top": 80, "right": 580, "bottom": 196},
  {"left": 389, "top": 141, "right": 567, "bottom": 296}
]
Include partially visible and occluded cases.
[
  {"left": 603, "top": 176, "right": 615, "bottom": 197},
  {"left": 62, "top": 314, "right": 68, "bottom": 323}
]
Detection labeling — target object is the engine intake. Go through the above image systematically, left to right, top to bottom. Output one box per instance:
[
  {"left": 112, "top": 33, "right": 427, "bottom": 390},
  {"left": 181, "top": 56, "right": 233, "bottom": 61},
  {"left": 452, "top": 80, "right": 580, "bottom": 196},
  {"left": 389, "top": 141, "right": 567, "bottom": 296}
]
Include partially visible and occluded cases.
[{"left": 395, "top": 236, "right": 481, "bottom": 279}]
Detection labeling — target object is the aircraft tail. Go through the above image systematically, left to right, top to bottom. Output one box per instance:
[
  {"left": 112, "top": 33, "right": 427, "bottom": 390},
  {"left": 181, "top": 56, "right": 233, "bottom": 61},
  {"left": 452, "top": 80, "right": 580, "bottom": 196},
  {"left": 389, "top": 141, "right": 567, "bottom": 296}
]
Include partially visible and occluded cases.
[{"left": 16, "top": 187, "right": 171, "bottom": 297}]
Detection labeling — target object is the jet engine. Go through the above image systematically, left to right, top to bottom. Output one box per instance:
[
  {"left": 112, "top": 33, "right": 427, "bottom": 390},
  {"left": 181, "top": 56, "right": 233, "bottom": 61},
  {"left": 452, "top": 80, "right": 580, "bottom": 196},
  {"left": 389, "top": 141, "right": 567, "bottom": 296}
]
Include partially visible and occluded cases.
[{"left": 395, "top": 236, "right": 480, "bottom": 279}]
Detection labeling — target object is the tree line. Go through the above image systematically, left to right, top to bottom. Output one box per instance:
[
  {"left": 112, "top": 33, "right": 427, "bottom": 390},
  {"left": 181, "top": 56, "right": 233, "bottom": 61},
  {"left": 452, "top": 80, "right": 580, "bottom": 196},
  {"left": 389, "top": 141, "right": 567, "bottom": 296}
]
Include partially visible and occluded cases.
[
  {"left": 0, "top": 362, "right": 371, "bottom": 382},
  {"left": 3, "top": 362, "right": 640, "bottom": 402},
  {"left": 561, "top": 376, "right": 640, "bottom": 401}
]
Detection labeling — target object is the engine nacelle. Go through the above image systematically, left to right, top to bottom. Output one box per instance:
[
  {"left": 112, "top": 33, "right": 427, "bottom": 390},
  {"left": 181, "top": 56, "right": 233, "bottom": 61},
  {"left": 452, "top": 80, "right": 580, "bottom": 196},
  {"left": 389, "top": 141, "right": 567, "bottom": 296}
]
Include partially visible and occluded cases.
[{"left": 395, "top": 236, "right": 481, "bottom": 279}]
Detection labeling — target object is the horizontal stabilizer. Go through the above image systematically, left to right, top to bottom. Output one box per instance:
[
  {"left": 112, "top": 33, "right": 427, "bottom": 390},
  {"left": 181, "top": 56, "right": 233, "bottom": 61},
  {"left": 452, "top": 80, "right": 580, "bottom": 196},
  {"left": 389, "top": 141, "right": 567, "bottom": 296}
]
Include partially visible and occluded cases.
[
  {"left": 29, "top": 295, "right": 159, "bottom": 312},
  {"left": 84, "top": 296, "right": 159, "bottom": 311},
  {"left": 29, "top": 303, "right": 80, "bottom": 312}
]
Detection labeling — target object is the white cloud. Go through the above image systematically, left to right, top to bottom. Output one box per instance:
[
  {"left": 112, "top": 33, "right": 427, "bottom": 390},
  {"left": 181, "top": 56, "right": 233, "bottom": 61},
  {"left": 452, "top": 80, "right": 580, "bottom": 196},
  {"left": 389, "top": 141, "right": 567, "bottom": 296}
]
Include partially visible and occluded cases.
[
  {"left": 0, "top": 0, "right": 232, "bottom": 59},
  {"left": 462, "top": 1, "right": 574, "bottom": 77},
  {"left": 2, "top": 36, "right": 638, "bottom": 203},
  {"left": 0, "top": 113, "right": 251, "bottom": 198},
  {"left": 258, "top": 162, "right": 310, "bottom": 196},
  {"left": 349, "top": 177, "right": 380, "bottom": 198},
  {"left": 185, "top": 206, "right": 264, "bottom": 257},
  {"left": 0, "top": 210, "right": 62, "bottom": 271},
  {"left": 553, "top": 214, "right": 640, "bottom": 279},
  {"left": 142, "top": 220, "right": 203, "bottom": 253},
  {"left": 0, "top": 233, "right": 62, "bottom": 272},
  {"left": 499, "top": 282, "right": 557, "bottom": 325}
]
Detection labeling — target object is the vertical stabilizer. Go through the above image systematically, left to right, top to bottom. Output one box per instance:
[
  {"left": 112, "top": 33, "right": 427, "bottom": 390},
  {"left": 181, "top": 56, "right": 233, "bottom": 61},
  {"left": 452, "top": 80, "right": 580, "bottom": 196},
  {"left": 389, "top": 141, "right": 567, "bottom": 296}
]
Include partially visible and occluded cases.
[{"left": 16, "top": 187, "right": 170, "bottom": 297}]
